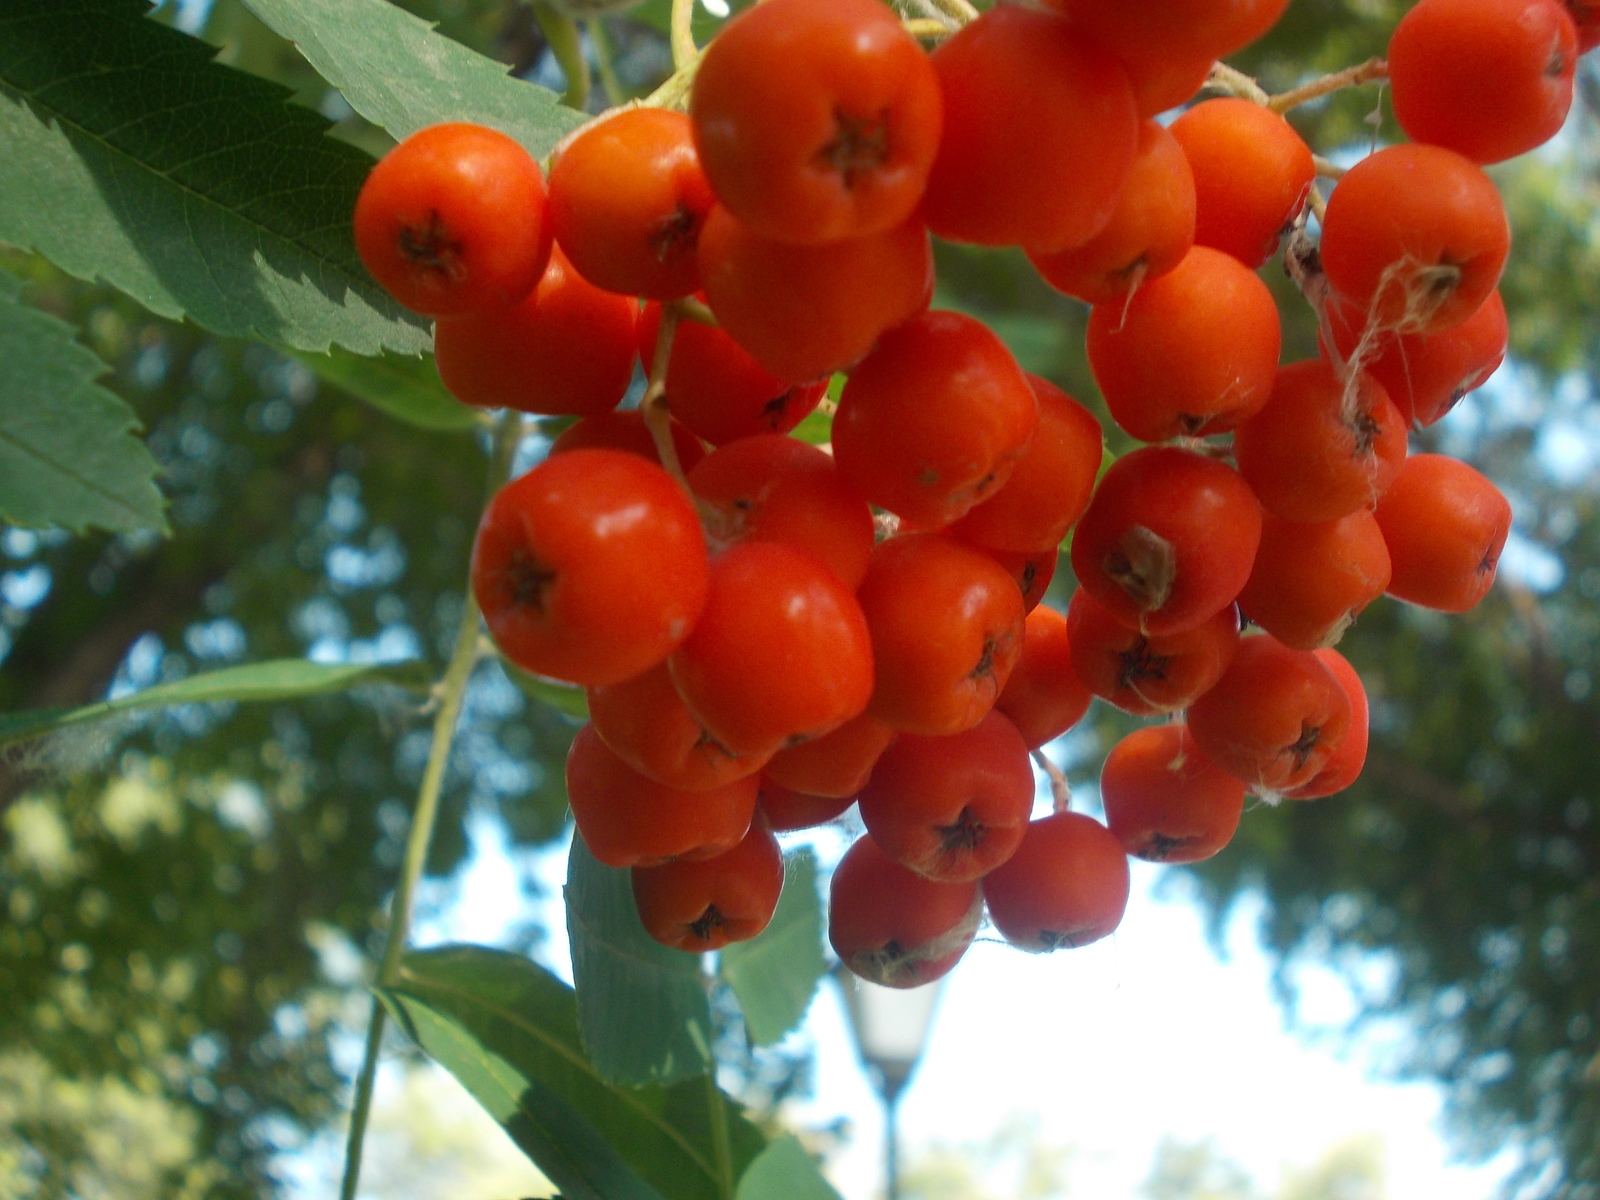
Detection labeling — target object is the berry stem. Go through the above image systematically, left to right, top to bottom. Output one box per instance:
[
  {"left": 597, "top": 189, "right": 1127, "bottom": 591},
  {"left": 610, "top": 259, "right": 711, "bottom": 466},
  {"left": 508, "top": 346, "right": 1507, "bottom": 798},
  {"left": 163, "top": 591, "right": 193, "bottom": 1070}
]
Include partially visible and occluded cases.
[
  {"left": 670, "top": 0, "right": 698, "bottom": 71},
  {"left": 920, "top": 0, "right": 979, "bottom": 24},
  {"left": 532, "top": 3, "right": 591, "bottom": 112},
  {"left": 588, "top": 17, "right": 626, "bottom": 108},
  {"left": 902, "top": 17, "right": 953, "bottom": 39},
  {"left": 644, "top": 50, "right": 702, "bottom": 111},
  {"left": 1206, "top": 57, "right": 1388, "bottom": 115},
  {"left": 1268, "top": 58, "right": 1388, "bottom": 114},
  {"left": 1206, "top": 61, "right": 1271, "bottom": 106},
  {"left": 1312, "top": 154, "right": 1349, "bottom": 181},
  {"left": 1306, "top": 183, "right": 1328, "bottom": 224},
  {"left": 675, "top": 293, "right": 719, "bottom": 327},
  {"left": 642, "top": 302, "right": 691, "bottom": 492},
  {"left": 338, "top": 411, "right": 524, "bottom": 1200},
  {"left": 1032, "top": 748, "right": 1073, "bottom": 814}
]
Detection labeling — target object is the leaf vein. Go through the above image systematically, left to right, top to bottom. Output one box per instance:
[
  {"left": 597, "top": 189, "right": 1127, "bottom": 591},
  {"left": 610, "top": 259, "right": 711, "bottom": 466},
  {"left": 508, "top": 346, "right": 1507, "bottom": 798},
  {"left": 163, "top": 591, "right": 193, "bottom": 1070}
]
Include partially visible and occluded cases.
[
  {"left": 0, "top": 406, "right": 158, "bottom": 520},
  {"left": 394, "top": 970, "right": 722, "bottom": 1183}
]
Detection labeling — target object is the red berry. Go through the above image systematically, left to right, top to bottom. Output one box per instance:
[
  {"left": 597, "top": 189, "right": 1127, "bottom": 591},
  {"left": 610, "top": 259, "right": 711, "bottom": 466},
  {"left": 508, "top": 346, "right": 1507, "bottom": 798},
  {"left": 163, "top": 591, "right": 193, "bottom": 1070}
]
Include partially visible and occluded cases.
[
  {"left": 690, "top": 0, "right": 943, "bottom": 245},
  {"left": 1389, "top": 0, "right": 1577, "bottom": 164},
  {"left": 922, "top": 4, "right": 1137, "bottom": 249},
  {"left": 1169, "top": 98, "right": 1315, "bottom": 269},
  {"left": 548, "top": 107, "right": 714, "bottom": 299},
  {"left": 1028, "top": 120, "right": 1196, "bottom": 306},
  {"left": 354, "top": 122, "right": 551, "bottom": 318},
  {"left": 1320, "top": 145, "right": 1510, "bottom": 336},
  {"left": 697, "top": 207, "right": 933, "bottom": 383},
  {"left": 434, "top": 245, "right": 637, "bottom": 417},
  {"left": 1086, "top": 246, "right": 1281, "bottom": 442},
  {"left": 1323, "top": 290, "right": 1508, "bottom": 428},
  {"left": 638, "top": 302, "right": 828, "bottom": 446},
  {"left": 833, "top": 311, "right": 1039, "bottom": 527},
  {"left": 1232, "top": 359, "right": 1407, "bottom": 524},
  {"left": 945, "top": 375, "right": 1104, "bottom": 554},
  {"left": 548, "top": 410, "right": 708, "bottom": 474},
  {"left": 689, "top": 435, "right": 874, "bottom": 589},
  {"left": 1071, "top": 446, "right": 1262, "bottom": 636},
  {"left": 473, "top": 450, "right": 708, "bottom": 687},
  {"left": 1374, "top": 454, "right": 1512, "bottom": 613},
  {"left": 1235, "top": 510, "right": 1392, "bottom": 651},
  {"left": 858, "top": 533, "right": 1025, "bottom": 736},
  {"left": 669, "top": 541, "right": 874, "bottom": 756},
  {"left": 975, "top": 545, "right": 1058, "bottom": 615},
  {"left": 1066, "top": 587, "right": 1240, "bottom": 717},
  {"left": 994, "top": 605, "right": 1093, "bottom": 750},
  {"left": 1188, "top": 635, "right": 1354, "bottom": 793},
  {"left": 1285, "top": 649, "right": 1371, "bottom": 800},
  {"left": 586, "top": 663, "right": 772, "bottom": 792},
  {"left": 857, "top": 710, "right": 1036, "bottom": 883},
  {"left": 763, "top": 713, "right": 897, "bottom": 800},
  {"left": 566, "top": 723, "right": 757, "bottom": 868},
  {"left": 1101, "top": 723, "right": 1245, "bottom": 863},
  {"left": 757, "top": 776, "right": 856, "bottom": 833},
  {"left": 982, "top": 812, "right": 1131, "bottom": 952},
  {"left": 631, "top": 818, "right": 784, "bottom": 951},
  {"left": 830, "top": 834, "right": 980, "bottom": 988}
]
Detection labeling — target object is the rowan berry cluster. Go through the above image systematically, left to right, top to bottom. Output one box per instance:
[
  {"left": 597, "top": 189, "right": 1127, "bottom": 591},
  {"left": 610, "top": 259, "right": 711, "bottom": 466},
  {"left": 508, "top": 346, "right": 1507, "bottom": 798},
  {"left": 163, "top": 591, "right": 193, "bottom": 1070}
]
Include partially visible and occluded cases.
[{"left": 352, "top": 0, "right": 1587, "bottom": 985}]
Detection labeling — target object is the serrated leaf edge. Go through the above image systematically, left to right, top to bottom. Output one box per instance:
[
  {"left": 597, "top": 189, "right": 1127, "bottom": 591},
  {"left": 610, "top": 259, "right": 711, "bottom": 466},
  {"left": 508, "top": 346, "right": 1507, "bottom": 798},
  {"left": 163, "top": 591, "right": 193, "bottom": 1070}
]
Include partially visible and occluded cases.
[{"left": 0, "top": 275, "right": 167, "bottom": 532}]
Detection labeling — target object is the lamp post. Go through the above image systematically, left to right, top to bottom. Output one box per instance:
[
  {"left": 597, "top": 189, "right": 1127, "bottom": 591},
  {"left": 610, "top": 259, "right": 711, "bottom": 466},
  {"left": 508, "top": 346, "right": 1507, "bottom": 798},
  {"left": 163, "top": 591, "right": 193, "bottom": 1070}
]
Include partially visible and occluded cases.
[{"left": 835, "top": 968, "right": 944, "bottom": 1200}]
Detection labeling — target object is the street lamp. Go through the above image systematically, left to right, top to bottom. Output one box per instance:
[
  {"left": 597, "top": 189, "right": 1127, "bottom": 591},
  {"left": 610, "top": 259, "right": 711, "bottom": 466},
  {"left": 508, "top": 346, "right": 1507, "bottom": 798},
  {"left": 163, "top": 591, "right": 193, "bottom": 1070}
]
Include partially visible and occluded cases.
[{"left": 834, "top": 967, "right": 944, "bottom": 1200}]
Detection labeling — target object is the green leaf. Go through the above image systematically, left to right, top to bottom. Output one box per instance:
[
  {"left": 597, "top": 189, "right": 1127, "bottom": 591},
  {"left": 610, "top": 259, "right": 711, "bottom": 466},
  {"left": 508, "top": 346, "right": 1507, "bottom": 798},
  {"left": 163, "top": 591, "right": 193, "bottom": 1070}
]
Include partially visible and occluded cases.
[
  {"left": 0, "top": 0, "right": 429, "bottom": 355},
  {"left": 242, "top": 0, "right": 584, "bottom": 157},
  {"left": 0, "top": 269, "right": 165, "bottom": 535},
  {"left": 932, "top": 290, "right": 1067, "bottom": 377},
  {"left": 977, "top": 311, "right": 1067, "bottom": 377},
  {"left": 291, "top": 346, "right": 477, "bottom": 432},
  {"left": 790, "top": 375, "right": 843, "bottom": 446},
  {"left": 789, "top": 407, "right": 833, "bottom": 447},
  {"left": 0, "top": 657, "right": 432, "bottom": 749},
  {"left": 501, "top": 657, "right": 590, "bottom": 720},
  {"left": 566, "top": 834, "right": 716, "bottom": 1086},
  {"left": 720, "top": 850, "right": 825, "bottom": 1046},
  {"left": 389, "top": 944, "right": 766, "bottom": 1200},
  {"left": 379, "top": 990, "right": 664, "bottom": 1200},
  {"left": 734, "top": 1135, "right": 842, "bottom": 1200}
]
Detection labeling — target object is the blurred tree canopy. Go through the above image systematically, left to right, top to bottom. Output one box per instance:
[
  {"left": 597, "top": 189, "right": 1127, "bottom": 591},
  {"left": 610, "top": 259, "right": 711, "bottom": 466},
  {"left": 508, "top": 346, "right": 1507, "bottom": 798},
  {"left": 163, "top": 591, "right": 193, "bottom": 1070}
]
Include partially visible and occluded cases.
[
  {"left": 0, "top": 0, "right": 1598, "bottom": 1196},
  {"left": 1181, "top": 13, "right": 1600, "bottom": 1200},
  {"left": 898, "top": 1116, "right": 1074, "bottom": 1200},
  {"left": 1140, "top": 1135, "right": 1387, "bottom": 1200}
]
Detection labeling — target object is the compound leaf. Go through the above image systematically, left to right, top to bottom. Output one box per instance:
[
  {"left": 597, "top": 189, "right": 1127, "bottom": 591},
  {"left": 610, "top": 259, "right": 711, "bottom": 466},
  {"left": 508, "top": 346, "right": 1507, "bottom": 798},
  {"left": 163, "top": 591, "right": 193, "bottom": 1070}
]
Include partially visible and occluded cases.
[
  {"left": 0, "top": 0, "right": 428, "bottom": 355},
  {"left": 242, "top": 0, "right": 584, "bottom": 157},
  {"left": 0, "top": 269, "right": 166, "bottom": 535},
  {"left": 0, "top": 657, "right": 432, "bottom": 749},
  {"left": 566, "top": 834, "right": 716, "bottom": 1087},
  {"left": 720, "top": 850, "right": 825, "bottom": 1046},
  {"left": 390, "top": 945, "right": 765, "bottom": 1200},
  {"left": 378, "top": 989, "right": 660, "bottom": 1200},
  {"left": 734, "top": 1136, "right": 843, "bottom": 1200}
]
